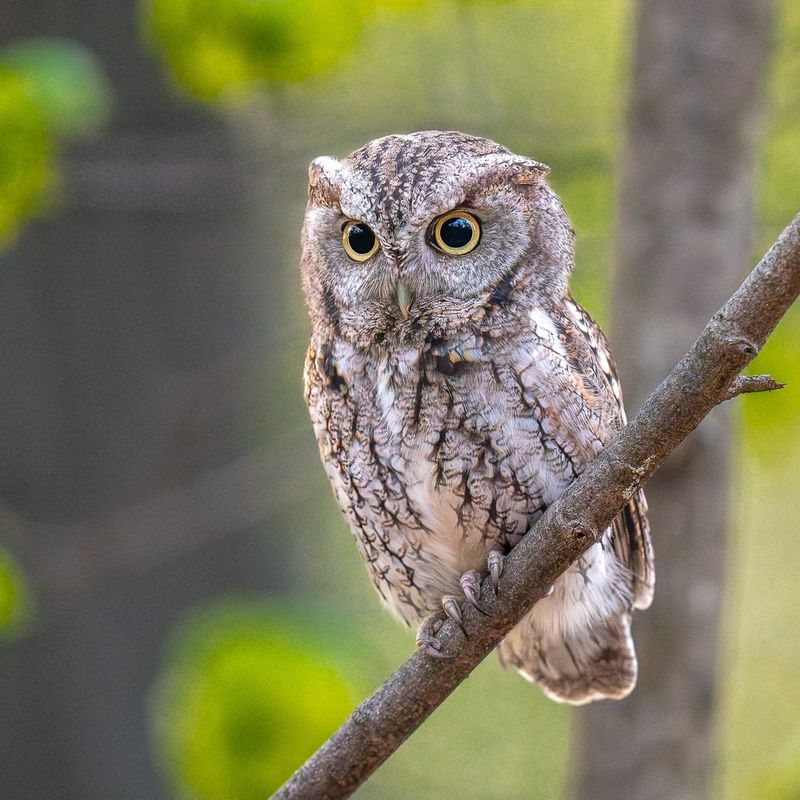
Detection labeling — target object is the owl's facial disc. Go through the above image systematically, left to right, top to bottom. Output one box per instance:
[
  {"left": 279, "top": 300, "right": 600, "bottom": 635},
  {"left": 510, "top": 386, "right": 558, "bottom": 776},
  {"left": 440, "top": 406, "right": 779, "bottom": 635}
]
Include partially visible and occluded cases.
[
  {"left": 302, "top": 132, "right": 572, "bottom": 348},
  {"left": 338, "top": 209, "right": 484, "bottom": 321},
  {"left": 391, "top": 209, "right": 483, "bottom": 321},
  {"left": 338, "top": 216, "right": 413, "bottom": 318}
]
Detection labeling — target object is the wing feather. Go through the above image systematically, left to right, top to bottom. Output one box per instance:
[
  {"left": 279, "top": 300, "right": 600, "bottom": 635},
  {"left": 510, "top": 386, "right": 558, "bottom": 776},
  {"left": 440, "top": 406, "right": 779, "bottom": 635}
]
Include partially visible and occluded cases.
[{"left": 565, "top": 295, "right": 655, "bottom": 609}]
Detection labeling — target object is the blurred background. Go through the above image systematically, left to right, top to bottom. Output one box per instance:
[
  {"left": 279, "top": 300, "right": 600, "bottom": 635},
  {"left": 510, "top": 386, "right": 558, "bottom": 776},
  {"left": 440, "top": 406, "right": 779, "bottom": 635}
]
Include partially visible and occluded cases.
[{"left": 0, "top": 1, "right": 797, "bottom": 799}]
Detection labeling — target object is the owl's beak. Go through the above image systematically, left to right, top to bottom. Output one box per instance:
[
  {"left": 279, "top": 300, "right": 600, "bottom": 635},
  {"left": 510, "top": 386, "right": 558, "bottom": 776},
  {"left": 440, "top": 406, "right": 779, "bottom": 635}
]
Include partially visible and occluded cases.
[{"left": 396, "top": 280, "right": 413, "bottom": 320}]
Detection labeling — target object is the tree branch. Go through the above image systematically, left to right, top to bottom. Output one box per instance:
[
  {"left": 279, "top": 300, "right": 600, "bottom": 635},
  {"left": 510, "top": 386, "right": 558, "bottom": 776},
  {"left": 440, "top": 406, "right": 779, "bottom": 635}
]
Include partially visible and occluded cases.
[
  {"left": 273, "top": 214, "right": 800, "bottom": 800},
  {"left": 724, "top": 373, "right": 785, "bottom": 400}
]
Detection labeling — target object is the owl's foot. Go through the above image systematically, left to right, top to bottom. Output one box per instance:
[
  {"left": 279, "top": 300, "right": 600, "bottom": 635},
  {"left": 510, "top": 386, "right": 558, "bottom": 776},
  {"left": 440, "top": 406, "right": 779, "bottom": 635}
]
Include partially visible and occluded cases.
[
  {"left": 417, "top": 556, "right": 505, "bottom": 659},
  {"left": 415, "top": 588, "right": 475, "bottom": 657},
  {"left": 416, "top": 614, "right": 455, "bottom": 659}
]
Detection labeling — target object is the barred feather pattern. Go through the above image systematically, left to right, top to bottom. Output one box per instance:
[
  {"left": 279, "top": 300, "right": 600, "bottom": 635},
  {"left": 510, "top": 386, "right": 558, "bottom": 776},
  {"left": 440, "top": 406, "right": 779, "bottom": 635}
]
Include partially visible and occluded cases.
[{"left": 301, "top": 131, "right": 654, "bottom": 704}]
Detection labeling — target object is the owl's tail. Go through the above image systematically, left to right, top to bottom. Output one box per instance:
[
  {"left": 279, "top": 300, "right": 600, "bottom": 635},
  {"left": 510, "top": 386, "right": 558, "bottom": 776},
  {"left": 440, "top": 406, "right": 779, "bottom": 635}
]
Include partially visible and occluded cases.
[
  {"left": 497, "top": 544, "right": 639, "bottom": 705},
  {"left": 498, "top": 610, "right": 637, "bottom": 704}
]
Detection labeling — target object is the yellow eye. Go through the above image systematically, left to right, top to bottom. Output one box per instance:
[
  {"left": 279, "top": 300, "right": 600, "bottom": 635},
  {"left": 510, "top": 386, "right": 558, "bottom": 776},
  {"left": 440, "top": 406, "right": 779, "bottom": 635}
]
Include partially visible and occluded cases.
[
  {"left": 431, "top": 210, "right": 481, "bottom": 255},
  {"left": 342, "top": 220, "right": 380, "bottom": 262}
]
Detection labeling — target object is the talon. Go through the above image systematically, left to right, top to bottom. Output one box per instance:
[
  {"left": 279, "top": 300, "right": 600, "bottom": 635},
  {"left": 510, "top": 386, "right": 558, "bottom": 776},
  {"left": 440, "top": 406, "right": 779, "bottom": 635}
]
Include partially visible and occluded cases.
[
  {"left": 488, "top": 548, "right": 504, "bottom": 595},
  {"left": 460, "top": 570, "right": 489, "bottom": 615},
  {"left": 442, "top": 594, "right": 468, "bottom": 638},
  {"left": 416, "top": 615, "right": 455, "bottom": 659},
  {"left": 416, "top": 615, "right": 441, "bottom": 646},
  {"left": 425, "top": 644, "right": 457, "bottom": 659}
]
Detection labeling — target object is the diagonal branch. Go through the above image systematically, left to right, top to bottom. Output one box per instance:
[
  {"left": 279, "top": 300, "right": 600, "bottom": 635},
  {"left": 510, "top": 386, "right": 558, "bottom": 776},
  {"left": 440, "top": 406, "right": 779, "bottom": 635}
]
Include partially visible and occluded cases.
[{"left": 273, "top": 213, "right": 800, "bottom": 800}]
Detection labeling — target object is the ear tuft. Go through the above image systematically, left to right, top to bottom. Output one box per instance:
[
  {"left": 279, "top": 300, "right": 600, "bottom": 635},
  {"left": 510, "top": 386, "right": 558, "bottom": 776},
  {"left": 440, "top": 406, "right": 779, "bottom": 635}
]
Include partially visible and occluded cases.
[
  {"left": 464, "top": 153, "right": 550, "bottom": 194},
  {"left": 308, "top": 156, "right": 343, "bottom": 206},
  {"left": 512, "top": 161, "right": 550, "bottom": 185}
]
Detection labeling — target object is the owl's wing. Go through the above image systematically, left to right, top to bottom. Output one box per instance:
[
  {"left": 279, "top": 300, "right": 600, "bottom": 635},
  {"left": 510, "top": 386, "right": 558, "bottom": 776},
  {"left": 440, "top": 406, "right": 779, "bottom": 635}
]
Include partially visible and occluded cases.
[
  {"left": 565, "top": 296, "right": 654, "bottom": 609},
  {"left": 611, "top": 492, "right": 654, "bottom": 609}
]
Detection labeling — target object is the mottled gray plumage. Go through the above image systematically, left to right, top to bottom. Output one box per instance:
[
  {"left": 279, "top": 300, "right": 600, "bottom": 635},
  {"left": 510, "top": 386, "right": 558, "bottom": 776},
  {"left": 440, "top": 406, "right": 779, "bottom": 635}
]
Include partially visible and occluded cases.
[{"left": 300, "top": 131, "right": 653, "bottom": 704}]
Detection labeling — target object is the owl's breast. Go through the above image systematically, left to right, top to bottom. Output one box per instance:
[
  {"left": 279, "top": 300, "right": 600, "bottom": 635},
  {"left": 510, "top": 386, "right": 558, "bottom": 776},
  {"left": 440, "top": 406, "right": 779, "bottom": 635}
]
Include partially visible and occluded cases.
[
  {"left": 305, "top": 326, "right": 609, "bottom": 621},
  {"left": 367, "top": 341, "right": 563, "bottom": 560}
]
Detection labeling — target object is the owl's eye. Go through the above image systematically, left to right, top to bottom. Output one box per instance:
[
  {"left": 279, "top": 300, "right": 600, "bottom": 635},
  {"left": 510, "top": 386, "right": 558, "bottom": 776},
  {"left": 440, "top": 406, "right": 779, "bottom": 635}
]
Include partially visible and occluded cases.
[
  {"left": 430, "top": 210, "right": 481, "bottom": 255},
  {"left": 342, "top": 220, "right": 380, "bottom": 261}
]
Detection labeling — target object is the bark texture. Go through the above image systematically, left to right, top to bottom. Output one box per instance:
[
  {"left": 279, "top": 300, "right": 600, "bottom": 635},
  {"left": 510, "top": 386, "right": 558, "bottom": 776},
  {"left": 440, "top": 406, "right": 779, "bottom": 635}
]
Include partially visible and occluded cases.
[
  {"left": 571, "top": 2, "right": 773, "bottom": 799},
  {"left": 273, "top": 213, "right": 800, "bottom": 800}
]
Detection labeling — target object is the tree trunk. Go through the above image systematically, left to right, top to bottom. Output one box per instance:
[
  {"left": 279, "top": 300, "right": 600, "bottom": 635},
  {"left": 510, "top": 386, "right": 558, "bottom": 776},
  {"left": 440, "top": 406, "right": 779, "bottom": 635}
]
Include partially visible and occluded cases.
[{"left": 571, "top": 2, "right": 772, "bottom": 799}]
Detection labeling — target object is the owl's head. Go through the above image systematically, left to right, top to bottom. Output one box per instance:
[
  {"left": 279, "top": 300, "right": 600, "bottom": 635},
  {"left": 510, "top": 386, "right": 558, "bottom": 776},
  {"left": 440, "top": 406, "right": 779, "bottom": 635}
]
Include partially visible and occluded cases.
[{"left": 300, "top": 131, "right": 574, "bottom": 347}]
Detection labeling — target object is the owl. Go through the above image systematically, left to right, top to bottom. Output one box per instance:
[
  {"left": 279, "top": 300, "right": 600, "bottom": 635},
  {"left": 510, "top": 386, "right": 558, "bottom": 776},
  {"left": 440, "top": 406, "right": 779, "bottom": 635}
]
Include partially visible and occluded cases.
[{"left": 300, "top": 131, "right": 653, "bottom": 704}]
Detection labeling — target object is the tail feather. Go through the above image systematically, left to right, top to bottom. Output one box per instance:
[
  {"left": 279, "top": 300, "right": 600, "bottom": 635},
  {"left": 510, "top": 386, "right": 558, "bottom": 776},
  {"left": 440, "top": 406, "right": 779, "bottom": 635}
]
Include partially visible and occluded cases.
[
  {"left": 497, "top": 539, "right": 640, "bottom": 705},
  {"left": 498, "top": 611, "right": 637, "bottom": 705}
]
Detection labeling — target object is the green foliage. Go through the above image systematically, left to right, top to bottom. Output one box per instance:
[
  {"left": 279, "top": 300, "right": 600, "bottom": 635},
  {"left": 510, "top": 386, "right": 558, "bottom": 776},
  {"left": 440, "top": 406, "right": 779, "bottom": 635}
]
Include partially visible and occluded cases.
[
  {"left": 141, "top": 0, "right": 369, "bottom": 101},
  {"left": 370, "top": 0, "right": 429, "bottom": 10},
  {"left": 742, "top": 0, "right": 800, "bottom": 464},
  {"left": 757, "top": 0, "right": 800, "bottom": 238},
  {"left": 721, "top": 9, "right": 800, "bottom": 790},
  {"left": 0, "top": 38, "right": 112, "bottom": 245},
  {"left": 1, "top": 38, "right": 113, "bottom": 139},
  {"left": 0, "top": 66, "right": 54, "bottom": 246},
  {"left": 0, "top": 547, "right": 35, "bottom": 637},
  {"left": 151, "top": 600, "right": 354, "bottom": 800},
  {"left": 755, "top": 759, "right": 800, "bottom": 800}
]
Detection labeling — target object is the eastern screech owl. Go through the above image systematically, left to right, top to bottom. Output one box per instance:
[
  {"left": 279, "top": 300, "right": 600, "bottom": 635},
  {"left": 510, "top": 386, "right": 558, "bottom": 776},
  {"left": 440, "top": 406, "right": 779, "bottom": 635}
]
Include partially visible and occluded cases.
[{"left": 300, "top": 131, "right": 653, "bottom": 704}]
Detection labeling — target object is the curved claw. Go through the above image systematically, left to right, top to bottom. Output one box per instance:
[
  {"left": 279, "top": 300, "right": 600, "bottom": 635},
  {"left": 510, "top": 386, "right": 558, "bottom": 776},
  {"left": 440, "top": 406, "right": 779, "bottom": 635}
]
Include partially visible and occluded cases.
[
  {"left": 487, "top": 549, "right": 504, "bottom": 595},
  {"left": 460, "top": 570, "right": 490, "bottom": 616},
  {"left": 442, "top": 594, "right": 468, "bottom": 638},
  {"left": 416, "top": 615, "right": 455, "bottom": 659},
  {"left": 423, "top": 643, "right": 457, "bottom": 659}
]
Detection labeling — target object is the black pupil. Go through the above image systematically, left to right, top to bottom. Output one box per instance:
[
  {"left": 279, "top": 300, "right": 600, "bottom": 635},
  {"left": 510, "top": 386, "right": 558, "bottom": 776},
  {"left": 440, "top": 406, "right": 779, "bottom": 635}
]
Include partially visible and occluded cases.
[
  {"left": 440, "top": 217, "right": 474, "bottom": 249},
  {"left": 348, "top": 223, "right": 375, "bottom": 255}
]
